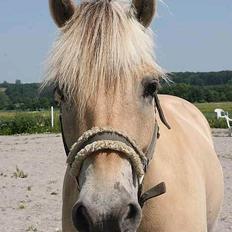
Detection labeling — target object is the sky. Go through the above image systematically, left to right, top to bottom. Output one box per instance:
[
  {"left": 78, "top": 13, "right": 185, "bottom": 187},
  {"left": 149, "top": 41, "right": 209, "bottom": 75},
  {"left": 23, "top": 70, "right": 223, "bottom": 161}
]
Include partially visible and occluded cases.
[{"left": 0, "top": 0, "right": 231, "bottom": 83}]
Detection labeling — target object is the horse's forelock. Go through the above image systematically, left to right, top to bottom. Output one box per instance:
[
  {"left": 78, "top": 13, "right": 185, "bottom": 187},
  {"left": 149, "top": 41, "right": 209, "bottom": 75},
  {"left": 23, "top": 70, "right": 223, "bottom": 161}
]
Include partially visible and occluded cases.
[{"left": 43, "top": 0, "right": 164, "bottom": 115}]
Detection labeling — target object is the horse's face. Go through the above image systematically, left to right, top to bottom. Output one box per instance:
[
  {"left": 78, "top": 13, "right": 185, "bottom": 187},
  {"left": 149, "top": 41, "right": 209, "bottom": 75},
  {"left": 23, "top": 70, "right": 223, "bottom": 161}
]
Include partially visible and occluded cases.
[
  {"left": 49, "top": 0, "right": 159, "bottom": 231},
  {"left": 56, "top": 75, "right": 158, "bottom": 232}
]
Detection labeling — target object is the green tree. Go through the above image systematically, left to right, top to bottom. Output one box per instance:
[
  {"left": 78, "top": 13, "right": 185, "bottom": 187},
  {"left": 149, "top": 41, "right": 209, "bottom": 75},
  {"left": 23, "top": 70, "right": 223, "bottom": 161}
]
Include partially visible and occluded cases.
[{"left": 0, "top": 91, "right": 10, "bottom": 110}]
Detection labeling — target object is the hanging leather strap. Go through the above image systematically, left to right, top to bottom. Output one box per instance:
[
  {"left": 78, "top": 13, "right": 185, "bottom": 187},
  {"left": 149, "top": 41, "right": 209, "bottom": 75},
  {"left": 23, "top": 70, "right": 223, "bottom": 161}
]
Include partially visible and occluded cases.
[
  {"left": 154, "top": 93, "right": 171, "bottom": 129},
  {"left": 139, "top": 182, "right": 166, "bottom": 207}
]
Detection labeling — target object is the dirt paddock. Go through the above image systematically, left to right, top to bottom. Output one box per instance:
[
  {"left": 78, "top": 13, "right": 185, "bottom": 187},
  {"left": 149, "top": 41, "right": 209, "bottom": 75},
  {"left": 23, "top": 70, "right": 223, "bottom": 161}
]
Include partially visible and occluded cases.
[{"left": 0, "top": 131, "right": 231, "bottom": 232}]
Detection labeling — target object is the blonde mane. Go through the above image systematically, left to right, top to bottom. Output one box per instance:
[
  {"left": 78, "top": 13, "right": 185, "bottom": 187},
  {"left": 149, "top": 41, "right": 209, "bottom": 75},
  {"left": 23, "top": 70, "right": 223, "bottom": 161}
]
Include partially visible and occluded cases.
[{"left": 43, "top": 0, "right": 164, "bottom": 110}]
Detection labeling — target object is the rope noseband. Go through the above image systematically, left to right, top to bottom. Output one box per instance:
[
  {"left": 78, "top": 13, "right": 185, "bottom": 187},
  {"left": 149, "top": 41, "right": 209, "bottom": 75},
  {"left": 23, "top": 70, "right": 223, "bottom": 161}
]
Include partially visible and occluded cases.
[
  {"left": 60, "top": 93, "right": 170, "bottom": 207},
  {"left": 67, "top": 128, "right": 147, "bottom": 183}
]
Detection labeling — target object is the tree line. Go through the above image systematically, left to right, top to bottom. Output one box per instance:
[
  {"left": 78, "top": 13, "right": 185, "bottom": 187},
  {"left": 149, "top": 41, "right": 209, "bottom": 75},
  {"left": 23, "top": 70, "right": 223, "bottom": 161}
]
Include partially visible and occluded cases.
[
  {"left": 0, "top": 71, "right": 231, "bottom": 111},
  {"left": 159, "top": 71, "right": 232, "bottom": 103},
  {"left": 0, "top": 81, "right": 54, "bottom": 111}
]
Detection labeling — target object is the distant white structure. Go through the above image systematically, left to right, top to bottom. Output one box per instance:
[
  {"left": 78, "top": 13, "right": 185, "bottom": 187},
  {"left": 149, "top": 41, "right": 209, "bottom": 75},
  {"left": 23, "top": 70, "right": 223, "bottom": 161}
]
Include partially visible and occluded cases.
[
  {"left": 51, "top": 106, "right": 54, "bottom": 128},
  {"left": 214, "top": 108, "right": 232, "bottom": 136}
]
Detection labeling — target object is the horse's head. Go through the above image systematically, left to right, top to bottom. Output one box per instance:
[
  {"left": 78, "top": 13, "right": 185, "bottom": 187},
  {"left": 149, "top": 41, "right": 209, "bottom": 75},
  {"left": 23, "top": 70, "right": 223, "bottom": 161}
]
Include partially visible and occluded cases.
[{"left": 46, "top": 0, "right": 164, "bottom": 231}]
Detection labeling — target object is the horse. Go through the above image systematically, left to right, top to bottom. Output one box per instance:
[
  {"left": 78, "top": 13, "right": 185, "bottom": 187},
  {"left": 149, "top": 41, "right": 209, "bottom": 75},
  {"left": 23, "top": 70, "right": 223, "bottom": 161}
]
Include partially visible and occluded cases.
[{"left": 44, "top": 0, "right": 224, "bottom": 231}]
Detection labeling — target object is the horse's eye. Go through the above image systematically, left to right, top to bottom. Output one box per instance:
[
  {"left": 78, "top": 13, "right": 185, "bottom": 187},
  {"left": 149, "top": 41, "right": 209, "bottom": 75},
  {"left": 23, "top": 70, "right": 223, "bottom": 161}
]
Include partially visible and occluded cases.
[{"left": 142, "top": 79, "right": 159, "bottom": 98}]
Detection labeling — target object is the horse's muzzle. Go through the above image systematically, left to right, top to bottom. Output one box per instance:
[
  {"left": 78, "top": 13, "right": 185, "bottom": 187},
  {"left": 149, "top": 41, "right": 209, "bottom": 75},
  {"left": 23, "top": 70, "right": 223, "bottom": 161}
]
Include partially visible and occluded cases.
[{"left": 72, "top": 199, "right": 142, "bottom": 232}]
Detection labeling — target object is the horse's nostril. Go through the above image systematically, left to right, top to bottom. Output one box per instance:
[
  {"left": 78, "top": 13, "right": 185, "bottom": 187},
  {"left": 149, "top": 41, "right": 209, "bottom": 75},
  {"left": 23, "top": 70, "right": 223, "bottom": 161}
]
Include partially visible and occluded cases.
[
  {"left": 72, "top": 201, "right": 141, "bottom": 232},
  {"left": 72, "top": 203, "right": 91, "bottom": 232},
  {"left": 121, "top": 203, "right": 142, "bottom": 231},
  {"left": 126, "top": 204, "right": 139, "bottom": 220}
]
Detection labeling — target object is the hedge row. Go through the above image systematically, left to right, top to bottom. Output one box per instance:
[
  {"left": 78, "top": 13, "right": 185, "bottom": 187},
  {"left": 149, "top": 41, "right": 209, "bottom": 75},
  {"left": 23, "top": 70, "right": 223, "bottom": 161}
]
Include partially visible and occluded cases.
[
  {"left": 0, "top": 109, "right": 230, "bottom": 135},
  {"left": 0, "top": 112, "right": 60, "bottom": 135}
]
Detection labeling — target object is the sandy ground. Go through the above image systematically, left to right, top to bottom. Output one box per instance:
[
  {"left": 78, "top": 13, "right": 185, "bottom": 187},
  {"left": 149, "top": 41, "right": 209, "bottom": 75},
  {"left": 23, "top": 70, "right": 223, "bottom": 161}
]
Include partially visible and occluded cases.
[{"left": 0, "top": 131, "right": 231, "bottom": 232}]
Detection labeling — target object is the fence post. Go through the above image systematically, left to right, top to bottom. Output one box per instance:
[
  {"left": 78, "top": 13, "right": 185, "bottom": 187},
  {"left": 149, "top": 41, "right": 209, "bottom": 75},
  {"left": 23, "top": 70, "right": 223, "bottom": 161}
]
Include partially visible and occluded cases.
[{"left": 51, "top": 106, "right": 54, "bottom": 128}]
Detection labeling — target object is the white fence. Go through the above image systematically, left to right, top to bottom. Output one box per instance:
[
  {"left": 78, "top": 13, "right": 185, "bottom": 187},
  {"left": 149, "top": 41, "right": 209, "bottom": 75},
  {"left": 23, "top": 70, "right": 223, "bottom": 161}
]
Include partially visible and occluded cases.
[{"left": 51, "top": 106, "right": 54, "bottom": 128}]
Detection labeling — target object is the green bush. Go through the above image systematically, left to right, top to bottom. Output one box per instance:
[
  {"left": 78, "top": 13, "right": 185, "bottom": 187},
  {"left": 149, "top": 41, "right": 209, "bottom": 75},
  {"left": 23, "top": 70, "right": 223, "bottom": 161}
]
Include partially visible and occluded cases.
[
  {"left": 0, "top": 111, "right": 60, "bottom": 135},
  {"left": 207, "top": 118, "right": 227, "bottom": 128}
]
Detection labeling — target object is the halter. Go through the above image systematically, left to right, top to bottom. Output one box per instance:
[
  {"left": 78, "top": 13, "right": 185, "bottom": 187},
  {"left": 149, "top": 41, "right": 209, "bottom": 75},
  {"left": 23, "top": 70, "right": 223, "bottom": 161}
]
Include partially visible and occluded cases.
[{"left": 59, "top": 92, "right": 170, "bottom": 207}]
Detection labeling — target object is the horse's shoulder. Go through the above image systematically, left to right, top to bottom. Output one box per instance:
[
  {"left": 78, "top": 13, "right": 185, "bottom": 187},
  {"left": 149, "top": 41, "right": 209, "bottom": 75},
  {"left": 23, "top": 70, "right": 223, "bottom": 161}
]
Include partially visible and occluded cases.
[
  {"left": 158, "top": 94, "right": 212, "bottom": 141},
  {"left": 159, "top": 94, "right": 201, "bottom": 115}
]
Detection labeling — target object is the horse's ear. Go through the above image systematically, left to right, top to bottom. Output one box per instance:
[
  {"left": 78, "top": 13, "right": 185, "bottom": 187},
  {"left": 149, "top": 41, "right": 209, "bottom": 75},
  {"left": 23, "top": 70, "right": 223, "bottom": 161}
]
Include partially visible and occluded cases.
[
  {"left": 49, "top": 0, "right": 76, "bottom": 27},
  {"left": 132, "top": 0, "right": 156, "bottom": 27}
]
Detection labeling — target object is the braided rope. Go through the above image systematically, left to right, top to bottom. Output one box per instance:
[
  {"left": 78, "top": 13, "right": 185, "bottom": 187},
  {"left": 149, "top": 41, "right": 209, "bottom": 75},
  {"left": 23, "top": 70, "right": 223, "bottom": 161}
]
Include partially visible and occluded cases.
[{"left": 67, "top": 127, "right": 147, "bottom": 182}]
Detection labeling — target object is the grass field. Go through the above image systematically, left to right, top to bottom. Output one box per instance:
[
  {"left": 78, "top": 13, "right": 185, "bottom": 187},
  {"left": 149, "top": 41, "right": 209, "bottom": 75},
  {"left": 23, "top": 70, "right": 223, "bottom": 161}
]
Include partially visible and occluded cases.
[
  {"left": 0, "top": 102, "right": 231, "bottom": 135},
  {"left": 195, "top": 102, "right": 232, "bottom": 128},
  {"left": 195, "top": 102, "right": 232, "bottom": 114}
]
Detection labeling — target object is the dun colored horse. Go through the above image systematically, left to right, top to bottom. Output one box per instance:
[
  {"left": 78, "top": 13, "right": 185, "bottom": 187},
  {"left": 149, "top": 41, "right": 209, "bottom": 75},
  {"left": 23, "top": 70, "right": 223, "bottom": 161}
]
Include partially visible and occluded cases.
[{"left": 45, "top": 0, "right": 224, "bottom": 231}]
